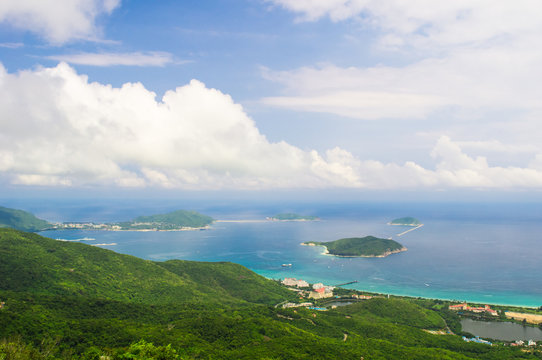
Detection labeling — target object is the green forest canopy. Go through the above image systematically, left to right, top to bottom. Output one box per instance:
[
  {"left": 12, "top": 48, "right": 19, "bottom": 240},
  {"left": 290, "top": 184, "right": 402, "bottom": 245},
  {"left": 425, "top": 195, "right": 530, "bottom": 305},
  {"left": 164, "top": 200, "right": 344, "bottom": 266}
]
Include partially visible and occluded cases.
[
  {"left": 0, "top": 206, "right": 52, "bottom": 232},
  {"left": 305, "top": 236, "right": 405, "bottom": 257}
]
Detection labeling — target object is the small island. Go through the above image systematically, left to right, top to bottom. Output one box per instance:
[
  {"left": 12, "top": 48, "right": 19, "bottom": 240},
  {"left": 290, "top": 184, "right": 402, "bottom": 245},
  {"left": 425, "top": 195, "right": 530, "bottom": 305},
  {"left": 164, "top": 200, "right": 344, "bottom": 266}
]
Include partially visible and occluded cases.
[
  {"left": 267, "top": 213, "right": 319, "bottom": 221},
  {"left": 389, "top": 217, "right": 422, "bottom": 226},
  {"left": 303, "top": 236, "right": 407, "bottom": 258}
]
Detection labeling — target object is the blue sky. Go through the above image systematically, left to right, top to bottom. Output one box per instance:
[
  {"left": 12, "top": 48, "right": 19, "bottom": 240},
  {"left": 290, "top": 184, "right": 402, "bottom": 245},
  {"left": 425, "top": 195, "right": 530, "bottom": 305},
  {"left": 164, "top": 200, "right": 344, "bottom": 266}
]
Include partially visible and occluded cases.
[{"left": 1, "top": 0, "right": 542, "bottom": 195}]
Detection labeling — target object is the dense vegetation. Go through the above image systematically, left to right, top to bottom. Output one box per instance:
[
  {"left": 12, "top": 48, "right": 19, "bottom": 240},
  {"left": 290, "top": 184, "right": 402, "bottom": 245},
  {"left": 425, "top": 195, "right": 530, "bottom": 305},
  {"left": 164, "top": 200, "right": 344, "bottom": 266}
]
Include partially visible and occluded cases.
[
  {"left": 0, "top": 206, "right": 52, "bottom": 232},
  {"left": 117, "top": 210, "right": 214, "bottom": 230},
  {"left": 268, "top": 213, "right": 319, "bottom": 221},
  {"left": 390, "top": 217, "right": 422, "bottom": 226},
  {"left": 0, "top": 229, "right": 539, "bottom": 359},
  {"left": 305, "top": 236, "right": 406, "bottom": 257}
]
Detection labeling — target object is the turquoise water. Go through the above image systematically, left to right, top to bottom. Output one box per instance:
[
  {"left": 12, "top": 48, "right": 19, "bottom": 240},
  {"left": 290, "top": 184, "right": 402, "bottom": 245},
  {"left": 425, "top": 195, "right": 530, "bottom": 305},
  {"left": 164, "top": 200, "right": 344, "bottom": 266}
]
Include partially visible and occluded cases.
[{"left": 36, "top": 200, "right": 542, "bottom": 308}]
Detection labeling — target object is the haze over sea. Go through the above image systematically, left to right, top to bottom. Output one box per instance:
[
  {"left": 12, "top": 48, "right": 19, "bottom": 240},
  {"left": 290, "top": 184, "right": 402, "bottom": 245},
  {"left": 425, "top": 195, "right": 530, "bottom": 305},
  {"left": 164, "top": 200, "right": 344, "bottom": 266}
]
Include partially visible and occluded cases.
[{"left": 14, "top": 197, "right": 539, "bottom": 308}]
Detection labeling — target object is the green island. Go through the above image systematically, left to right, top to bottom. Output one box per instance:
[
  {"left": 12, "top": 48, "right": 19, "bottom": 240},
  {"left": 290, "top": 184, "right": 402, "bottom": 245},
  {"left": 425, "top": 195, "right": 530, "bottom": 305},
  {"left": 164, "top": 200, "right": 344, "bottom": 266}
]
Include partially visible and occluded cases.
[
  {"left": 0, "top": 206, "right": 53, "bottom": 232},
  {"left": 115, "top": 210, "right": 214, "bottom": 230},
  {"left": 267, "top": 213, "right": 319, "bottom": 221},
  {"left": 389, "top": 217, "right": 422, "bottom": 226},
  {"left": 1, "top": 228, "right": 540, "bottom": 359},
  {"left": 303, "top": 236, "right": 407, "bottom": 257}
]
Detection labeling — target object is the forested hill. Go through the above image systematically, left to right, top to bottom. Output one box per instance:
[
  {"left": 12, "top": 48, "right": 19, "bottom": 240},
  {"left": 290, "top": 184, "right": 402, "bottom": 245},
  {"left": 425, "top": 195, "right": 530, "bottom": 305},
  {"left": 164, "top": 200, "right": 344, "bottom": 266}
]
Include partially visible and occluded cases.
[
  {"left": 0, "top": 206, "right": 52, "bottom": 232},
  {"left": 118, "top": 209, "right": 214, "bottom": 230},
  {"left": 0, "top": 228, "right": 288, "bottom": 305},
  {"left": 0, "top": 229, "right": 534, "bottom": 359},
  {"left": 305, "top": 236, "right": 406, "bottom": 257}
]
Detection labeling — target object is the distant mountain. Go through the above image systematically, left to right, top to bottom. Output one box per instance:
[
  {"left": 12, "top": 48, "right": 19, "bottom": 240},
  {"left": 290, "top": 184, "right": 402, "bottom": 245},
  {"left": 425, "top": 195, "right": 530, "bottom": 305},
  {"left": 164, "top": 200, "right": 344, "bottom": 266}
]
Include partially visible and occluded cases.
[
  {"left": 0, "top": 206, "right": 52, "bottom": 232},
  {"left": 389, "top": 217, "right": 422, "bottom": 226},
  {"left": 304, "top": 236, "right": 406, "bottom": 257}
]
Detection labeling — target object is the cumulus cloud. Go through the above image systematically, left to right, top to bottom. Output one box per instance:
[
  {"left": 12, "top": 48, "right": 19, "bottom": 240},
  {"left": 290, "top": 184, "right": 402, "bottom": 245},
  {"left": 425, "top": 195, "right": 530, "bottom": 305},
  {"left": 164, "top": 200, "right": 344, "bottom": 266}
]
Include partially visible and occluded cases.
[
  {"left": 0, "top": 0, "right": 121, "bottom": 44},
  {"left": 46, "top": 52, "right": 177, "bottom": 67},
  {"left": 0, "top": 63, "right": 364, "bottom": 189},
  {"left": 1, "top": 63, "right": 542, "bottom": 190}
]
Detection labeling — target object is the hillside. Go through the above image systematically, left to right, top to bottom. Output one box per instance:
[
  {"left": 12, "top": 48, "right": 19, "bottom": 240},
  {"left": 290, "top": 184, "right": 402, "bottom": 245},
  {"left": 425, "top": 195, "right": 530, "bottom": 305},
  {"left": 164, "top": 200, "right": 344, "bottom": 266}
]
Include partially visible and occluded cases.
[
  {"left": 0, "top": 206, "right": 52, "bottom": 232},
  {"left": 117, "top": 209, "right": 214, "bottom": 230},
  {"left": 0, "top": 228, "right": 289, "bottom": 305},
  {"left": 0, "top": 229, "right": 534, "bottom": 359},
  {"left": 304, "top": 236, "right": 406, "bottom": 257}
]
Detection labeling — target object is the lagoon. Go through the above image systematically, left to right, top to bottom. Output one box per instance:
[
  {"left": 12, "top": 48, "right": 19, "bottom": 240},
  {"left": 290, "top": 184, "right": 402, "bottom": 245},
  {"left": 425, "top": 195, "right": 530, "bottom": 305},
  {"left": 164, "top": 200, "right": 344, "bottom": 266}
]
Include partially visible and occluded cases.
[{"left": 460, "top": 318, "right": 542, "bottom": 341}]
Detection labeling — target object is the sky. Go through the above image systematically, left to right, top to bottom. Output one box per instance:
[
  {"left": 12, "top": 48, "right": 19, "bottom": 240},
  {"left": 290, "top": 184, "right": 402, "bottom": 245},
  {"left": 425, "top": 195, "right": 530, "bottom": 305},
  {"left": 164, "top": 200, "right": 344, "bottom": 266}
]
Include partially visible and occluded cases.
[{"left": 1, "top": 0, "right": 542, "bottom": 197}]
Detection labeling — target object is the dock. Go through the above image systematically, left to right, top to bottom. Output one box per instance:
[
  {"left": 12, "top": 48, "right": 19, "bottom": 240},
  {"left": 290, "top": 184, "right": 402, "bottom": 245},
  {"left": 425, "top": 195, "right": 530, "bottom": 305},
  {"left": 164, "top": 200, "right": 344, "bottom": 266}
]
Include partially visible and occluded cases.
[{"left": 334, "top": 280, "right": 358, "bottom": 287}]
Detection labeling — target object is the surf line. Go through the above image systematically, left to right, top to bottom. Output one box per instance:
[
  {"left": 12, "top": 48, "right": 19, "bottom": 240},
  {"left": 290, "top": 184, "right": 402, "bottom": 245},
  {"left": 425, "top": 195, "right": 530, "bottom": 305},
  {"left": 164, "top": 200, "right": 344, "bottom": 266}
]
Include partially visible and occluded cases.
[{"left": 396, "top": 224, "right": 424, "bottom": 237}]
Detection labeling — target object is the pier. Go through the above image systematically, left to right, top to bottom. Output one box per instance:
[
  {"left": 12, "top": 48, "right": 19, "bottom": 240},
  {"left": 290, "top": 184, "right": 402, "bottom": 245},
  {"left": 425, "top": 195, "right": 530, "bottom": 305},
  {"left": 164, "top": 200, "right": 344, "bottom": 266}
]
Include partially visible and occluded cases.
[
  {"left": 396, "top": 224, "right": 424, "bottom": 237},
  {"left": 334, "top": 280, "right": 358, "bottom": 287}
]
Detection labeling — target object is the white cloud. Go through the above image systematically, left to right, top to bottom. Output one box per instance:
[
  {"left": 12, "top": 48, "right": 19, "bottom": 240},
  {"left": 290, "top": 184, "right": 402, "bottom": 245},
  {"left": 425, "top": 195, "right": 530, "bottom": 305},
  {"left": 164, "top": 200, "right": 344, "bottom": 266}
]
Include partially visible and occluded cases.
[
  {"left": 0, "top": 0, "right": 121, "bottom": 44},
  {"left": 263, "top": 1, "right": 542, "bottom": 122},
  {"left": 0, "top": 42, "right": 23, "bottom": 48},
  {"left": 46, "top": 52, "right": 177, "bottom": 67},
  {"left": 1, "top": 63, "right": 542, "bottom": 190}
]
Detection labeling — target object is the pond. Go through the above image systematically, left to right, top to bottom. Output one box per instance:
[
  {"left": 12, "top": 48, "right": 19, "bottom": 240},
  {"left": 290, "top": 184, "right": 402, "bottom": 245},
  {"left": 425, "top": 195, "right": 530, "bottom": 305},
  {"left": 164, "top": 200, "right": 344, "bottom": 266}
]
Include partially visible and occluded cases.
[{"left": 460, "top": 318, "right": 542, "bottom": 341}]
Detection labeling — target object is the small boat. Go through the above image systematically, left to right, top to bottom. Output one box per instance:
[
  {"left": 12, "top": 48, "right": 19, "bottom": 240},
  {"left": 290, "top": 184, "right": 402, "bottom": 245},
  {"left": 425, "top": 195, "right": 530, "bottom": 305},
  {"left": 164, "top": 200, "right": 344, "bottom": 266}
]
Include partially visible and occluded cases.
[{"left": 281, "top": 263, "right": 292, "bottom": 267}]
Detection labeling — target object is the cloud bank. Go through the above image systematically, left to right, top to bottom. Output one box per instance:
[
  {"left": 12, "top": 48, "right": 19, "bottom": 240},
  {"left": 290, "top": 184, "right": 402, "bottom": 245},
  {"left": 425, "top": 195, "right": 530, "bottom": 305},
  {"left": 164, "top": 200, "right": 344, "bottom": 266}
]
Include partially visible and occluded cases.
[
  {"left": 0, "top": 0, "right": 121, "bottom": 44},
  {"left": 264, "top": 1, "right": 542, "bottom": 124},
  {"left": 46, "top": 52, "right": 176, "bottom": 67},
  {"left": 1, "top": 63, "right": 542, "bottom": 190}
]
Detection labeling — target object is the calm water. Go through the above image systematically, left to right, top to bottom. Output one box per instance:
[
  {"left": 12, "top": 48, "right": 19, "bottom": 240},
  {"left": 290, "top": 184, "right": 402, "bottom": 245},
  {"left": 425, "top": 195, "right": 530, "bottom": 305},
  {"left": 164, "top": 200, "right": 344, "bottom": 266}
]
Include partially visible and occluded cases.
[
  {"left": 25, "top": 199, "right": 542, "bottom": 307},
  {"left": 461, "top": 318, "right": 542, "bottom": 341}
]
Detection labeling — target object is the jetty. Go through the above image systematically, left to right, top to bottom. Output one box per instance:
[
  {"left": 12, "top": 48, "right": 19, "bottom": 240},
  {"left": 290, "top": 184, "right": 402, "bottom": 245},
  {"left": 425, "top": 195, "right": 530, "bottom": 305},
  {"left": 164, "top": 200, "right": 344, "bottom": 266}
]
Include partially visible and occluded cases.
[
  {"left": 397, "top": 224, "right": 424, "bottom": 237},
  {"left": 334, "top": 280, "right": 359, "bottom": 287}
]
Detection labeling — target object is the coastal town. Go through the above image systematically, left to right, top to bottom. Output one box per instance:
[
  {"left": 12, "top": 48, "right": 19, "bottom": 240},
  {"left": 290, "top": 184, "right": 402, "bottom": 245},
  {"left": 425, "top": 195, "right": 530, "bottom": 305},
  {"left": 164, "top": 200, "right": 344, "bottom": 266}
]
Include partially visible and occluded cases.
[{"left": 277, "top": 278, "right": 541, "bottom": 349}]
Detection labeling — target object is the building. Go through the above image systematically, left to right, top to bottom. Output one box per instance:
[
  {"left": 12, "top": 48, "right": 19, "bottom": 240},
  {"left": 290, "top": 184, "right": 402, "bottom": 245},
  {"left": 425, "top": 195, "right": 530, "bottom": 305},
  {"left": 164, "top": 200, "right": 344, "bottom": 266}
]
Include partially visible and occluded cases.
[
  {"left": 282, "top": 278, "right": 309, "bottom": 288},
  {"left": 308, "top": 286, "right": 333, "bottom": 299},
  {"left": 449, "top": 303, "right": 498, "bottom": 316},
  {"left": 463, "top": 336, "right": 492, "bottom": 345}
]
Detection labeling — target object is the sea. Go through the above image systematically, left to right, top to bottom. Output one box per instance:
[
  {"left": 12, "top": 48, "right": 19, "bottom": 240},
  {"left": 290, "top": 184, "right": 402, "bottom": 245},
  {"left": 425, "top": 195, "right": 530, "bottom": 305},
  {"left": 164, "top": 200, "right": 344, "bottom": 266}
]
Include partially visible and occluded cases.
[{"left": 8, "top": 197, "right": 540, "bottom": 308}]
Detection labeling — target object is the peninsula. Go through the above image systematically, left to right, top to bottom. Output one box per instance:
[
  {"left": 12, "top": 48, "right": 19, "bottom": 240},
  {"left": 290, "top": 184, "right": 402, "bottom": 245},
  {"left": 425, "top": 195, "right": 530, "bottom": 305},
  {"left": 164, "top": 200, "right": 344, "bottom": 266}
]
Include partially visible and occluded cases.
[
  {"left": 0, "top": 206, "right": 53, "bottom": 232},
  {"left": 58, "top": 210, "right": 214, "bottom": 231},
  {"left": 267, "top": 213, "right": 319, "bottom": 221},
  {"left": 303, "top": 236, "right": 407, "bottom": 257}
]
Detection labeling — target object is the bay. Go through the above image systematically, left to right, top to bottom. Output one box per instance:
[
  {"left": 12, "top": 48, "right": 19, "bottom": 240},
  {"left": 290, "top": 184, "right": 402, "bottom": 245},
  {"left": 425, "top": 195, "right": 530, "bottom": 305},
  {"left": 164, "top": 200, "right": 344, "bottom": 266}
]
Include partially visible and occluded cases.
[{"left": 36, "top": 200, "right": 542, "bottom": 308}]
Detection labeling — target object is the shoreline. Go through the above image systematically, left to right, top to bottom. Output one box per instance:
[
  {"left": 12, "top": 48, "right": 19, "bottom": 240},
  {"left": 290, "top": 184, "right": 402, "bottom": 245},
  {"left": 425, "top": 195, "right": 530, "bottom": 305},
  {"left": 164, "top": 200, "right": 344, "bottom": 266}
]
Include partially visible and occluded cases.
[{"left": 301, "top": 242, "right": 408, "bottom": 258}]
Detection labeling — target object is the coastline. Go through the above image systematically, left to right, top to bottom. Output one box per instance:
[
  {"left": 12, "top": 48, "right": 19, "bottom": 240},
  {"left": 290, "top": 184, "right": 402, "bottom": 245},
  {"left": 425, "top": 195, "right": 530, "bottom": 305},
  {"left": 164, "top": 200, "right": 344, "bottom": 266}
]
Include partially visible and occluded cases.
[{"left": 301, "top": 242, "right": 408, "bottom": 258}]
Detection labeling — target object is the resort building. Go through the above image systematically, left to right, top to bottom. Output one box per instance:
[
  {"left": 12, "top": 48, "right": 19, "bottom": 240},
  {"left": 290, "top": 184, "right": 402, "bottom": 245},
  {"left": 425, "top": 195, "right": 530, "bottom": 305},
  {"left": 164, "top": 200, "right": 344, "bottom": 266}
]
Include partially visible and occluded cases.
[
  {"left": 282, "top": 278, "right": 309, "bottom": 288},
  {"left": 308, "top": 286, "right": 333, "bottom": 299},
  {"left": 449, "top": 303, "right": 498, "bottom": 316}
]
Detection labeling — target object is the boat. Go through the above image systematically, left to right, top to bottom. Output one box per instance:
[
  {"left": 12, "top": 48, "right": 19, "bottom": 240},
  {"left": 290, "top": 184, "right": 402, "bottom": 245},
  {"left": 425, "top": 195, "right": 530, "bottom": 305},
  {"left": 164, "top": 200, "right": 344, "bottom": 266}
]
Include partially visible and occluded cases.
[{"left": 281, "top": 263, "right": 292, "bottom": 267}]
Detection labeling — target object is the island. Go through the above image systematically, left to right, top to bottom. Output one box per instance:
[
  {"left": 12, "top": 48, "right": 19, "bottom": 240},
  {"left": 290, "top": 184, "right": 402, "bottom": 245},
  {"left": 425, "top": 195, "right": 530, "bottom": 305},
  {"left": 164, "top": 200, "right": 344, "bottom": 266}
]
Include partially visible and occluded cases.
[
  {"left": 0, "top": 206, "right": 53, "bottom": 232},
  {"left": 267, "top": 213, "right": 319, "bottom": 221},
  {"left": 388, "top": 217, "right": 422, "bottom": 226},
  {"left": 303, "top": 236, "right": 407, "bottom": 257}
]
